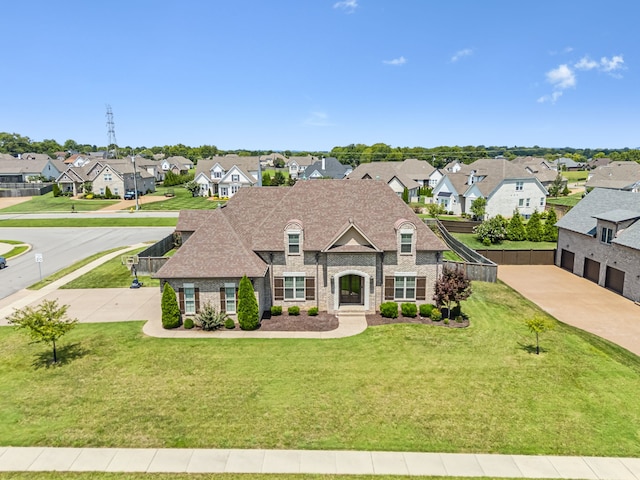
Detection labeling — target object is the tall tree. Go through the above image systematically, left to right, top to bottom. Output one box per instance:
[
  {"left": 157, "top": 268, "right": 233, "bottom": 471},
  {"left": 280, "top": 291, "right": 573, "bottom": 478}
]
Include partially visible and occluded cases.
[
  {"left": 470, "top": 197, "right": 486, "bottom": 220},
  {"left": 544, "top": 208, "right": 559, "bottom": 242},
  {"left": 506, "top": 210, "right": 527, "bottom": 241},
  {"left": 525, "top": 211, "right": 544, "bottom": 242},
  {"left": 237, "top": 275, "right": 259, "bottom": 330},
  {"left": 161, "top": 283, "right": 181, "bottom": 329},
  {"left": 8, "top": 299, "right": 78, "bottom": 364}
]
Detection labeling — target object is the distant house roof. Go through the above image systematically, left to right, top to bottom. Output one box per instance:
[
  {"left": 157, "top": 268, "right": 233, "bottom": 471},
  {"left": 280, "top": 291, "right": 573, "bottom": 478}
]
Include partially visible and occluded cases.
[
  {"left": 195, "top": 155, "right": 260, "bottom": 183},
  {"left": 305, "top": 157, "right": 351, "bottom": 179},
  {"left": 444, "top": 158, "right": 539, "bottom": 197},
  {"left": 347, "top": 161, "right": 425, "bottom": 190},
  {"left": 586, "top": 161, "right": 640, "bottom": 191},
  {"left": 556, "top": 188, "right": 640, "bottom": 250}
]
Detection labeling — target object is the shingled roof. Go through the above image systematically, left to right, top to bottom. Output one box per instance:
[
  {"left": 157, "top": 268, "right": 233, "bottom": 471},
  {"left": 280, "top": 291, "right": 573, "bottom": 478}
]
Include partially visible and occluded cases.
[{"left": 156, "top": 180, "right": 445, "bottom": 279}]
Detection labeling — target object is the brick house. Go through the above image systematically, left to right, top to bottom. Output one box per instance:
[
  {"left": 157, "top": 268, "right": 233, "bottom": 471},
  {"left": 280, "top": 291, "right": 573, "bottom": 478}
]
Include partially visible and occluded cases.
[
  {"left": 155, "top": 180, "right": 446, "bottom": 318},
  {"left": 555, "top": 188, "right": 640, "bottom": 302}
]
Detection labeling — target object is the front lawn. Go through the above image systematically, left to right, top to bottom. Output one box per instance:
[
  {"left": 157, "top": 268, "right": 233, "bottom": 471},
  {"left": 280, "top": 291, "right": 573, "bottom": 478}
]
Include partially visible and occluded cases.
[
  {"left": 562, "top": 171, "right": 589, "bottom": 182},
  {"left": 142, "top": 187, "right": 222, "bottom": 211},
  {"left": 0, "top": 192, "right": 119, "bottom": 213},
  {"left": 547, "top": 193, "right": 583, "bottom": 207},
  {"left": 0, "top": 218, "right": 177, "bottom": 228},
  {"left": 452, "top": 233, "right": 556, "bottom": 250},
  {"left": 2, "top": 281, "right": 640, "bottom": 456}
]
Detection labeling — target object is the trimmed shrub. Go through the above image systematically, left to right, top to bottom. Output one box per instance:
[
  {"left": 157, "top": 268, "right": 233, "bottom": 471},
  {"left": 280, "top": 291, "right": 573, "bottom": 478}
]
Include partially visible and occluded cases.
[
  {"left": 52, "top": 184, "right": 61, "bottom": 197},
  {"left": 237, "top": 275, "right": 259, "bottom": 330},
  {"left": 161, "top": 283, "right": 181, "bottom": 329},
  {"left": 195, "top": 301, "right": 227, "bottom": 331},
  {"left": 380, "top": 302, "right": 398, "bottom": 318},
  {"left": 401, "top": 303, "right": 417, "bottom": 318},
  {"left": 419, "top": 303, "right": 435, "bottom": 317},
  {"left": 270, "top": 305, "right": 282, "bottom": 316},
  {"left": 288, "top": 305, "right": 300, "bottom": 316},
  {"left": 308, "top": 307, "right": 318, "bottom": 316},
  {"left": 430, "top": 308, "right": 442, "bottom": 321},
  {"left": 455, "top": 315, "right": 464, "bottom": 323},
  {"left": 183, "top": 318, "right": 194, "bottom": 329},
  {"left": 224, "top": 318, "right": 235, "bottom": 329},
  {"left": 444, "top": 318, "right": 450, "bottom": 325}
]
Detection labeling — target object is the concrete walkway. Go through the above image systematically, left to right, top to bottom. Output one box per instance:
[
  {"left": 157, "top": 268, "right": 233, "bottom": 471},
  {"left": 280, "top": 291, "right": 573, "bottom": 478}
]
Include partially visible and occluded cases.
[
  {"left": 498, "top": 265, "right": 640, "bottom": 357},
  {"left": 1, "top": 447, "right": 640, "bottom": 478}
]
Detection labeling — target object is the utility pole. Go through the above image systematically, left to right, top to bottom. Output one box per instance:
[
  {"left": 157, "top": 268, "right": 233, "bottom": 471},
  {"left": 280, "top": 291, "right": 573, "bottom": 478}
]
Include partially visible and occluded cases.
[{"left": 132, "top": 154, "right": 140, "bottom": 211}]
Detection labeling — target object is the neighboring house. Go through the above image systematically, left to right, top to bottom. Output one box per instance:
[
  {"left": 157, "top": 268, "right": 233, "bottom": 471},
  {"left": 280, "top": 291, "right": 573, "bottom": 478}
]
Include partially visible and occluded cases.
[
  {"left": 259, "top": 153, "right": 287, "bottom": 168},
  {"left": 63, "top": 154, "right": 92, "bottom": 167},
  {"left": 193, "top": 155, "right": 261, "bottom": 197},
  {"left": 286, "top": 155, "right": 318, "bottom": 179},
  {"left": 160, "top": 156, "right": 194, "bottom": 175},
  {"left": 511, "top": 156, "right": 561, "bottom": 190},
  {"left": 0, "top": 157, "right": 63, "bottom": 183},
  {"left": 303, "top": 157, "right": 352, "bottom": 179},
  {"left": 555, "top": 157, "right": 585, "bottom": 171},
  {"left": 586, "top": 157, "right": 611, "bottom": 169},
  {"left": 396, "top": 158, "right": 441, "bottom": 188},
  {"left": 432, "top": 158, "right": 547, "bottom": 218},
  {"left": 56, "top": 159, "right": 155, "bottom": 196},
  {"left": 347, "top": 161, "right": 425, "bottom": 198},
  {"left": 585, "top": 161, "right": 640, "bottom": 193},
  {"left": 155, "top": 180, "right": 446, "bottom": 318},
  {"left": 555, "top": 188, "right": 640, "bottom": 302}
]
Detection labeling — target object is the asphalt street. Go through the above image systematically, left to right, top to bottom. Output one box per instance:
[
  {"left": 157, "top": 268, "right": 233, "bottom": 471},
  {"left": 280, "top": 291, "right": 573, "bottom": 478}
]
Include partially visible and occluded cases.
[{"left": 0, "top": 226, "right": 174, "bottom": 299}]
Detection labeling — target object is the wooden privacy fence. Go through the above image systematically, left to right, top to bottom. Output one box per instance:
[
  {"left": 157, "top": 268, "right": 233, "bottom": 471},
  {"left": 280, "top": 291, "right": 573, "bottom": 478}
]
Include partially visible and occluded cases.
[
  {"left": 0, "top": 183, "right": 53, "bottom": 197},
  {"left": 439, "top": 219, "right": 481, "bottom": 234},
  {"left": 133, "top": 234, "right": 175, "bottom": 275},
  {"left": 475, "top": 249, "right": 556, "bottom": 265},
  {"left": 443, "top": 260, "right": 497, "bottom": 283}
]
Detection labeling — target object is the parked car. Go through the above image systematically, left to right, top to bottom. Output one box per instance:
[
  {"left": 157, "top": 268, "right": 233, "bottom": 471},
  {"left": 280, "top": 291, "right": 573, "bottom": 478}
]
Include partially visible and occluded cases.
[
  {"left": 124, "top": 191, "right": 143, "bottom": 200},
  {"left": 0, "top": 256, "right": 6, "bottom": 269}
]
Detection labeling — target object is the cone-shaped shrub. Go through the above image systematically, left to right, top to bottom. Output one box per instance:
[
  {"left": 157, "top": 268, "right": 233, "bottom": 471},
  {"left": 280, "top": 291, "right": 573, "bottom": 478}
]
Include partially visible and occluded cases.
[
  {"left": 238, "top": 275, "right": 260, "bottom": 330},
  {"left": 161, "top": 282, "right": 181, "bottom": 329}
]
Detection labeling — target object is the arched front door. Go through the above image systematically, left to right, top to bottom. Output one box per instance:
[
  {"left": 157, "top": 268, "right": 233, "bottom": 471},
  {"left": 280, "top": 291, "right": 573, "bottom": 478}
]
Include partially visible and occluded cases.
[{"left": 340, "top": 274, "right": 363, "bottom": 305}]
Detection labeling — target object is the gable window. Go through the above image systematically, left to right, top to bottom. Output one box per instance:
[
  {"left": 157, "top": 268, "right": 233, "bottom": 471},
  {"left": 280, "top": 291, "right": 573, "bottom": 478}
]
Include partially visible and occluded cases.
[
  {"left": 213, "top": 170, "right": 221, "bottom": 178},
  {"left": 104, "top": 173, "right": 112, "bottom": 181},
  {"left": 232, "top": 174, "right": 240, "bottom": 182},
  {"left": 516, "top": 181, "right": 523, "bottom": 191},
  {"left": 600, "top": 227, "right": 614, "bottom": 245},
  {"left": 288, "top": 233, "right": 300, "bottom": 254},
  {"left": 400, "top": 233, "right": 413, "bottom": 254},
  {"left": 284, "top": 276, "right": 305, "bottom": 300},
  {"left": 395, "top": 276, "right": 416, "bottom": 301},
  {"left": 224, "top": 284, "right": 236, "bottom": 313}
]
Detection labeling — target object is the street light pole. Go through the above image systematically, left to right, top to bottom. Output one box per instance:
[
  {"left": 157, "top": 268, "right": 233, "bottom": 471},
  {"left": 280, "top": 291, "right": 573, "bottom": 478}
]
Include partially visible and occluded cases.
[{"left": 132, "top": 154, "right": 139, "bottom": 211}]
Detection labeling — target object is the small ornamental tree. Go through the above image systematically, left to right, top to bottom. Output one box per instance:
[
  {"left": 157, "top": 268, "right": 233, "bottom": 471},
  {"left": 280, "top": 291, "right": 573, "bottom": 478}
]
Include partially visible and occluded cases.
[
  {"left": 272, "top": 171, "right": 285, "bottom": 186},
  {"left": 262, "top": 172, "right": 272, "bottom": 186},
  {"left": 547, "top": 173, "right": 564, "bottom": 197},
  {"left": 184, "top": 179, "right": 200, "bottom": 197},
  {"left": 52, "top": 183, "right": 61, "bottom": 197},
  {"left": 105, "top": 186, "right": 113, "bottom": 199},
  {"left": 402, "top": 187, "right": 409, "bottom": 204},
  {"left": 470, "top": 197, "right": 487, "bottom": 221},
  {"left": 544, "top": 207, "right": 559, "bottom": 242},
  {"left": 506, "top": 209, "right": 527, "bottom": 241},
  {"left": 525, "top": 210, "right": 544, "bottom": 242},
  {"left": 473, "top": 215, "right": 507, "bottom": 244},
  {"left": 433, "top": 268, "right": 472, "bottom": 319},
  {"left": 237, "top": 275, "right": 260, "bottom": 330},
  {"left": 161, "top": 283, "right": 181, "bottom": 329},
  {"left": 8, "top": 299, "right": 78, "bottom": 364},
  {"left": 525, "top": 315, "right": 556, "bottom": 354}
]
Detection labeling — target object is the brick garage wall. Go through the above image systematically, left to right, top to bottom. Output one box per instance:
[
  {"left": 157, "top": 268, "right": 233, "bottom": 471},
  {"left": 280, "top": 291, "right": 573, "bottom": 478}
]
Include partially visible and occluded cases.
[{"left": 557, "top": 229, "right": 640, "bottom": 302}]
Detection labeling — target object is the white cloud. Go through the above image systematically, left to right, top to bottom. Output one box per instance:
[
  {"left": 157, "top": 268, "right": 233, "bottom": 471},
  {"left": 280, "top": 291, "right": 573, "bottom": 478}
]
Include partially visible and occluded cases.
[
  {"left": 333, "top": 0, "right": 358, "bottom": 13},
  {"left": 451, "top": 48, "right": 473, "bottom": 63},
  {"left": 575, "top": 54, "right": 625, "bottom": 74},
  {"left": 383, "top": 56, "right": 406, "bottom": 66},
  {"left": 574, "top": 56, "right": 599, "bottom": 70},
  {"left": 546, "top": 64, "right": 576, "bottom": 89},
  {"left": 537, "top": 91, "right": 563, "bottom": 104},
  {"left": 304, "top": 111, "right": 334, "bottom": 127}
]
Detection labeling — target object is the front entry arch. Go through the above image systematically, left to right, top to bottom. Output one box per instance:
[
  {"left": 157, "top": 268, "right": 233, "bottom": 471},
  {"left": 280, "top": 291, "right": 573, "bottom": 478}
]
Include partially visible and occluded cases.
[{"left": 334, "top": 270, "right": 370, "bottom": 311}]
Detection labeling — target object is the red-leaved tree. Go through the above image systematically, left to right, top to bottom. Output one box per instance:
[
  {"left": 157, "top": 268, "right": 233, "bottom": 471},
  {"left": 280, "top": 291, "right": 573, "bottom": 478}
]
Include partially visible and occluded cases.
[{"left": 433, "top": 268, "right": 472, "bottom": 318}]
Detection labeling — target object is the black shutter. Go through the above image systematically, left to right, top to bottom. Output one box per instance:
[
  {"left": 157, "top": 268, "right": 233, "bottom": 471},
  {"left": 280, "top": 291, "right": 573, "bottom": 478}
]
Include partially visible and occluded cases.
[
  {"left": 305, "top": 277, "right": 315, "bottom": 301},
  {"left": 384, "top": 277, "right": 394, "bottom": 300},
  {"left": 416, "top": 278, "right": 426, "bottom": 301},
  {"left": 220, "top": 287, "right": 226, "bottom": 312},
  {"left": 178, "top": 288, "right": 185, "bottom": 313},
  {"left": 195, "top": 288, "right": 200, "bottom": 313}
]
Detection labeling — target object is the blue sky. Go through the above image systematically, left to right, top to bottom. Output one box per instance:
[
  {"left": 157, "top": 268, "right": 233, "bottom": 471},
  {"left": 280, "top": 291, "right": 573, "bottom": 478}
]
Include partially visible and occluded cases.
[{"left": 2, "top": 1, "right": 638, "bottom": 151}]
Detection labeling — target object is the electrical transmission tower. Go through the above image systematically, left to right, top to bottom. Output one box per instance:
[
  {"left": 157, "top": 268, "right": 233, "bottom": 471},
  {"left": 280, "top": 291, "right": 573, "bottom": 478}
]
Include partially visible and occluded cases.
[{"left": 106, "top": 104, "right": 118, "bottom": 158}]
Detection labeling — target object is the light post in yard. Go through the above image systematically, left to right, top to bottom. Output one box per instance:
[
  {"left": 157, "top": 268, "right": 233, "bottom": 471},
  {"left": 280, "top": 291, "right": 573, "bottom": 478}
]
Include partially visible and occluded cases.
[{"left": 132, "top": 154, "right": 140, "bottom": 211}]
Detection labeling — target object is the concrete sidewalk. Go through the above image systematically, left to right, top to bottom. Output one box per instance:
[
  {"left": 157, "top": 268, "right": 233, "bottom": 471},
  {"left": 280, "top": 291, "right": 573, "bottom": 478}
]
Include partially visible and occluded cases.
[{"left": 1, "top": 447, "right": 640, "bottom": 478}]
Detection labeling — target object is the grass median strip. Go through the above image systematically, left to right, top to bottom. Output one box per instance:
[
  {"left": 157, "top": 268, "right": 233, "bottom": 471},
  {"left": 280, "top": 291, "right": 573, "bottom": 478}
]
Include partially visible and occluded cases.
[
  {"left": 0, "top": 218, "right": 177, "bottom": 227},
  {"left": 2, "top": 281, "right": 640, "bottom": 456}
]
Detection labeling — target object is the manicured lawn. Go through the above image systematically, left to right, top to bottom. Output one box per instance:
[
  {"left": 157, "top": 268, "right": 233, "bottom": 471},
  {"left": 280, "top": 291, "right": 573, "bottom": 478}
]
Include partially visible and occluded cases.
[
  {"left": 263, "top": 168, "right": 290, "bottom": 179},
  {"left": 562, "top": 171, "right": 589, "bottom": 182},
  {"left": 141, "top": 187, "right": 221, "bottom": 211},
  {"left": 0, "top": 192, "right": 119, "bottom": 213},
  {"left": 547, "top": 193, "right": 583, "bottom": 207},
  {"left": 0, "top": 218, "right": 178, "bottom": 228},
  {"left": 451, "top": 233, "right": 556, "bottom": 250},
  {"left": 0, "top": 239, "right": 29, "bottom": 259},
  {"left": 28, "top": 247, "right": 130, "bottom": 290},
  {"left": 61, "top": 247, "right": 160, "bottom": 289},
  {"left": 443, "top": 250, "right": 464, "bottom": 261},
  {"left": 2, "top": 281, "right": 640, "bottom": 456}
]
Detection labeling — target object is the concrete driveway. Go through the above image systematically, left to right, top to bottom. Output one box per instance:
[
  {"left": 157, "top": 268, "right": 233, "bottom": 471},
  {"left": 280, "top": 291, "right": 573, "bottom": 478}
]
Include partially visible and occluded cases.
[{"left": 498, "top": 265, "right": 640, "bottom": 356}]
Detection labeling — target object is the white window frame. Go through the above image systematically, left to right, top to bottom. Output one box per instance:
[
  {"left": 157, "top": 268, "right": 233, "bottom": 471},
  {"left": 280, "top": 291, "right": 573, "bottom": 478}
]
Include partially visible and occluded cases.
[
  {"left": 213, "top": 170, "right": 222, "bottom": 178},
  {"left": 104, "top": 173, "right": 112, "bottom": 181},
  {"left": 231, "top": 174, "right": 240, "bottom": 182},
  {"left": 516, "top": 181, "right": 523, "bottom": 191},
  {"left": 231, "top": 185, "right": 239, "bottom": 194},
  {"left": 220, "top": 187, "right": 228, "bottom": 197},
  {"left": 539, "top": 197, "right": 544, "bottom": 206},
  {"left": 518, "top": 198, "right": 524, "bottom": 207},
  {"left": 525, "top": 198, "right": 530, "bottom": 207},
  {"left": 600, "top": 227, "right": 614, "bottom": 245},
  {"left": 400, "top": 232, "right": 413, "bottom": 254},
  {"left": 288, "top": 233, "right": 300, "bottom": 254},
  {"left": 284, "top": 274, "right": 305, "bottom": 300},
  {"left": 394, "top": 275, "right": 416, "bottom": 301},
  {"left": 184, "top": 283, "right": 196, "bottom": 315},
  {"left": 224, "top": 283, "right": 236, "bottom": 313}
]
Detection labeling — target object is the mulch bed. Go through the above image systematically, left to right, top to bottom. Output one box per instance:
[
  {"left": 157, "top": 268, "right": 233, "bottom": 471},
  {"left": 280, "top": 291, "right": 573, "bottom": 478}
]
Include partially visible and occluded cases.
[
  {"left": 257, "top": 311, "right": 339, "bottom": 331},
  {"left": 366, "top": 313, "right": 469, "bottom": 328}
]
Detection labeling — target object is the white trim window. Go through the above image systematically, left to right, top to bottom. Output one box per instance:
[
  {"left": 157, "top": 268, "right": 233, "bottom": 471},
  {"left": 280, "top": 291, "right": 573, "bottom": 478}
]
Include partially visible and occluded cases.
[
  {"left": 213, "top": 170, "right": 222, "bottom": 178},
  {"left": 104, "top": 173, "right": 112, "bottom": 181},
  {"left": 231, "top": 174, "right": 240, "bottom": 182},
  {"left": 515, "top": 181, "right": 523, "bottom": 191},
  {"left": 231, "top": 185, "right": 239, "bottom": 195},
  {"left": 220, "top": 187, "right": 228, "bottom": 197},
  {"left": 539, "top": 197, "right": 545, "bottom": 207},
  {"left": 518, "top": 198, "right": 524, "bottom": 207},
  {"left": 525, "top": 198, "right": 530, "bottom": 207},
  {"left": 600, "top": 227, "right": 614, "bottom": 245},
  {"left": 288, "top": 233, "right": 300, "bottom": 254},
  {"left": 400, "top": 233, "right": 413, "bottom": 254},
  {"left": 284, "top": 275, "right": 305, "bottom": 300},
  {"left": 395, "top": 275, "right": 416, "bottom": 301},
  {"left": 184, "top": 283, "right": 196, "bottom": 315},
  {"left": 224, "top": 283, "right": 236, "bottom": 313}
]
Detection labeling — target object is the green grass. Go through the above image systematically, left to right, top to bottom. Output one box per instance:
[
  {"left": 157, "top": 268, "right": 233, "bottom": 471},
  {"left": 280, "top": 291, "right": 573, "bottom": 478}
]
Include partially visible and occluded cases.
[
  {"left": 263, "top": 168, "right": 291, "bottom": 179},
  {"left": 562, "top": 171, "right": 589, "bottom": 182},
  {"left": 140, "top": 187, "right": 222, "bottom": 211},
  {"left": 0, "top": 192, "right": 119, "bottom": 213},
  {"left": 546, "top": 193, "right": 583, "bottom": 207},
  {"left": 0, "top": 218, "right": 178, "bottom": 227},
  {"left": 451, "top": 233, "right": 556, "bottom": 250},
  {"left": 0, "top": 239, "right": 29, "bottom": 259},
  {"left": 28, "top": 247, "right": 130, "bottom": 290},
  {"left": 61, "top": 247, "right": 159, "bottom": 289},
  {"left": 443, "top": 250, "right": 464, "bottom": 261},
  {"left": 2, "top": 281, "right": 640, "bottom": 456}
]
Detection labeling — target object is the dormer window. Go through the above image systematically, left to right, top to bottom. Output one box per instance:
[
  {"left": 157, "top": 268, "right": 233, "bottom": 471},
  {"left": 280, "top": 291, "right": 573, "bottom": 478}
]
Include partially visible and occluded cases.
[
  {"left": 213, "top": 171, "right": 221, "bottom": 178},
  {"left": 516, "top": 181, "right": 524, "bottom": 191},
  {"left": 600, "top": 227, "right": 614, "bottom": 245},
  {"left": 288, "top": 233, "right": 300, "bottom": 254},
  {"left": 400, "top": 233, "right": 413, "bottom": 254}
]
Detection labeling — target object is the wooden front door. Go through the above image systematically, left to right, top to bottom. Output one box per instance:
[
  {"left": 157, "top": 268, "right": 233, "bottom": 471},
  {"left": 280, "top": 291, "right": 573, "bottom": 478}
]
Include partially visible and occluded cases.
[{"left": 340, "top": 275, "right": 363, "bottom": 305}]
